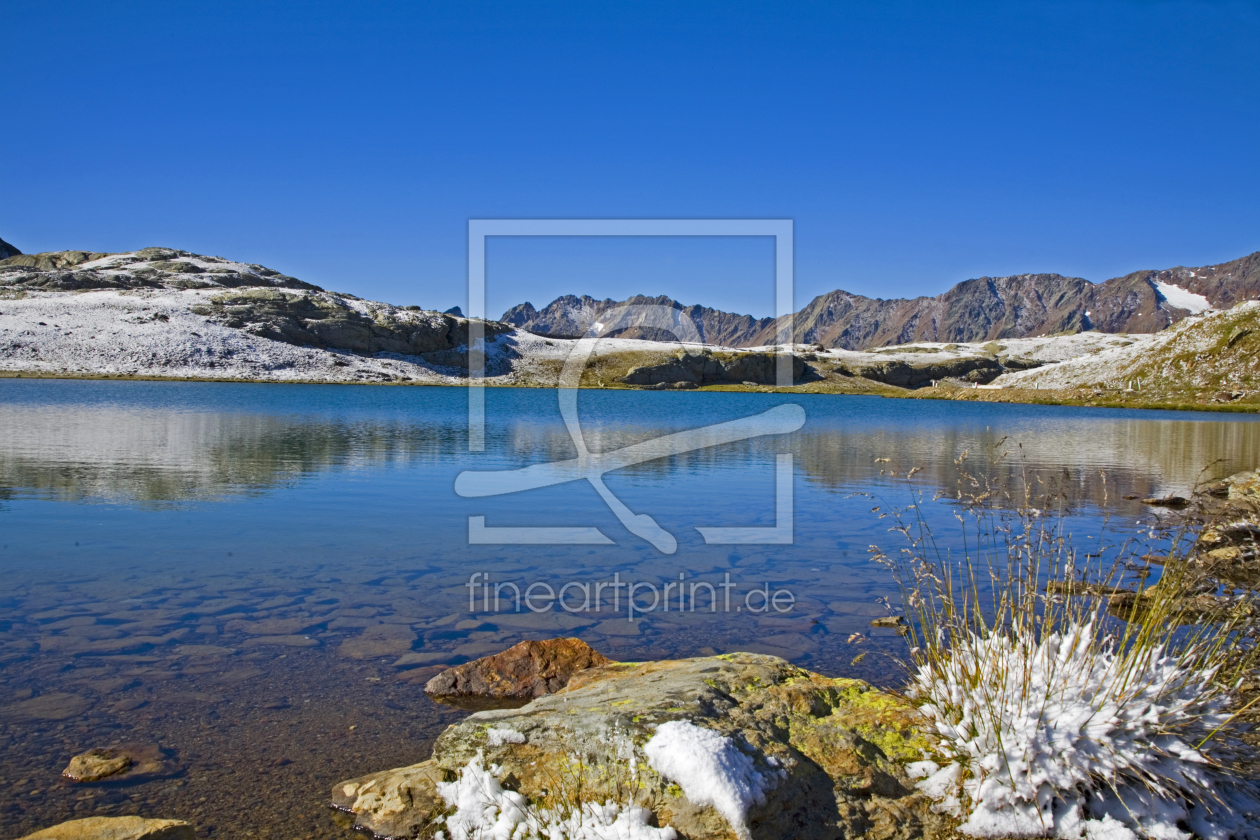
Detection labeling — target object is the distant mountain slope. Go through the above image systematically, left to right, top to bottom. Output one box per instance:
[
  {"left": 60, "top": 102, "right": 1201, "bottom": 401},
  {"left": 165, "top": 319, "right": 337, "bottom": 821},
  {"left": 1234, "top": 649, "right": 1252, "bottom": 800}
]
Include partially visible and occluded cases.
[
  {"left": 503, "top": 251, "right": 1260, "bottom": 350},
  {"left": 501, "top": 293, "right": 776, "bottom": 345}
]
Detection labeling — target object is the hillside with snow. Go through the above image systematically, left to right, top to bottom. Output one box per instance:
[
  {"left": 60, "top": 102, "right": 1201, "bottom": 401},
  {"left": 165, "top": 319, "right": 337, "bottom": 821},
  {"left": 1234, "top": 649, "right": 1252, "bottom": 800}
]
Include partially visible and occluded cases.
[
  {"left": 2, "top": 243, "right": 1257, "bottom": 410},
  {"left": 995, "top": 300, "right": 1260, "bottom": 395}
]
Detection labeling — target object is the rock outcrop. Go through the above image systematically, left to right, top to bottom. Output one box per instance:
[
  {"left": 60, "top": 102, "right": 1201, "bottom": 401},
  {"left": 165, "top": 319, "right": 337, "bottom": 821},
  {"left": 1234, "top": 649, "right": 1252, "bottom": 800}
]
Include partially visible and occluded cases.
[
  {"left": 0, "top": 235, "right": 20, "bottom": 259},
  {"left": 0, "top": 247, "right": 318, "bottom": 291},
  {"left": 188, "top": 289, "right": 512, "bottom": 367},
  {"left": 621, "top": 350, "right": 811, "bottom": 388},
  {"left": 834, "top": 356, "right": 1005, "bottom": 388},
  {"left": 1192, "top": 468, "right": 1260, "bottom": 588},
  {"left": 334, "top": 645, "right": 943, "bottom": 840},
  {"left": 17, "top": 816, "right": 195, "bottom": 840}
]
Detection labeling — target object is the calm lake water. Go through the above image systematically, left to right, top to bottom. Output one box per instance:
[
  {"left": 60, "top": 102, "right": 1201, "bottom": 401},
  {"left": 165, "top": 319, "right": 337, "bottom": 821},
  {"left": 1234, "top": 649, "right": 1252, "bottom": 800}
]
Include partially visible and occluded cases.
[{"left": 1, "top": 378, "right": 1258, "bottom": 838}]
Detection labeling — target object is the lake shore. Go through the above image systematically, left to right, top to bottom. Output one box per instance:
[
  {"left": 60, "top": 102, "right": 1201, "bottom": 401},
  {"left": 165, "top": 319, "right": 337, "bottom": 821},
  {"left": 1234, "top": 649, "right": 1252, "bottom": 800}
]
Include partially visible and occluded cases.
[{"left": 2, "top": 368, "right": 1256, "bottom": 415}]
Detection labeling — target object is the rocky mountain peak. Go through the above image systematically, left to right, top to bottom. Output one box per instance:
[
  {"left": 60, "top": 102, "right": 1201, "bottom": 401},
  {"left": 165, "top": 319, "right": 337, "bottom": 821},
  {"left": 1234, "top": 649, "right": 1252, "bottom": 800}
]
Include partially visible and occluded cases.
[{"left": 0, "top": 236, "right": 21, "bottom": 259}]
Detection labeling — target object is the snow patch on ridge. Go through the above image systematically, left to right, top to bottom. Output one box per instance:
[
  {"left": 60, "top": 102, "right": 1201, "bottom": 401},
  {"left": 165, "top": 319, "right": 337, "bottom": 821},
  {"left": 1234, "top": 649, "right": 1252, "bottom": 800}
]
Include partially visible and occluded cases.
[{"left": 1153, "top": 281, "right": 1212, "bottom": 314}]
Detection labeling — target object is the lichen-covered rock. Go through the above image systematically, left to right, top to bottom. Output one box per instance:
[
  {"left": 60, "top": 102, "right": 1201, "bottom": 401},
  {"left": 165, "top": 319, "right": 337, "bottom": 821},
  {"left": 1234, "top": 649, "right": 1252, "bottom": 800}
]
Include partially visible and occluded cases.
[
  {"left": 424, "top": 637, "right": 611, "bottom": 710},
  {"left": 338, "top": 649, "right": 944, "bottom": 840},
  {"left": 62, "top": 748, "right": 132, "bottom": 782},
  {"left": 17, "top": 816, "right": 195, "bottom": 840}
]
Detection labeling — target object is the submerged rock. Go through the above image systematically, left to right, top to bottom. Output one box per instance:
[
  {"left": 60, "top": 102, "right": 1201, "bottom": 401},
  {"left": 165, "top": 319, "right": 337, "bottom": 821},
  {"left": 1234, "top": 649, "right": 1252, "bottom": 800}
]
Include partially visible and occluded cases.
[
  {"left": 423, "top": 637, "right": 611, "bottom": 710},
  {"left": 338, "top": 645, "right": 942, "bottom": 840},
  {"left": 0, "top": 692, "right": 93, "bottom": 721},
  {"left": 62, "top": 743, "right": 174, "bottom": 784},
  {"left": 62, "top": 748, "right": 131, "bottom": 782},
  {"left": 17, "top": 816, "right": 195, "bottom": 840}
]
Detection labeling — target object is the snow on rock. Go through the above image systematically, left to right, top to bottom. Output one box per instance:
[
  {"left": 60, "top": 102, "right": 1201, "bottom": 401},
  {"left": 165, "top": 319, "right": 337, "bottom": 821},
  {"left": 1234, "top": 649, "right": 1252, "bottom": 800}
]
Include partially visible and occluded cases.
[
  {"left": 1153, "top": 281, "right": 1213, "bottom": 315},
  {"left": 908, "top": 621, "right": 1260, "bottom": 840},
  {"left": 642, "top": 720, "right": 784, "bottom": 840},
  {"left": 485, "top": 727, "right": 526, "bottom": 747},
  {"left": 434, "top": 749, "right": 676, "bottom": 840}
]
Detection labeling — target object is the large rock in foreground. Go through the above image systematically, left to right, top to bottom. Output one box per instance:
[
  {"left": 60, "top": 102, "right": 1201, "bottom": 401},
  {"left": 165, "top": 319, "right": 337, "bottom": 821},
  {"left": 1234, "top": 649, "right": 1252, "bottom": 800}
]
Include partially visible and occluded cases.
[
  {"left": 335, "top": 648, "right": 943, "bottom": 840},
  {"left": 18, "top": 816, "right": 195, "bottom": 840}
]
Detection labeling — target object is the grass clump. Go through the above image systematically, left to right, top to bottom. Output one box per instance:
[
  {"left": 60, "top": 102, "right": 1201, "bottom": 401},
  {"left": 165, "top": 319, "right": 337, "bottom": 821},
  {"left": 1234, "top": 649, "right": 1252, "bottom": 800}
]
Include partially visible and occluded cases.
[{"left": 872, "top": 450, "right": 1260, "bottom": 839}]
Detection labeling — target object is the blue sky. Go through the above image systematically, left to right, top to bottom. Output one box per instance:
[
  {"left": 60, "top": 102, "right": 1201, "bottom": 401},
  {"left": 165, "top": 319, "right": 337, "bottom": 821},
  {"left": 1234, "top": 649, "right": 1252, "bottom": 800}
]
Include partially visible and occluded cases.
[{"left": 3, "top": 1, "right": 1258, "bottom": 318}]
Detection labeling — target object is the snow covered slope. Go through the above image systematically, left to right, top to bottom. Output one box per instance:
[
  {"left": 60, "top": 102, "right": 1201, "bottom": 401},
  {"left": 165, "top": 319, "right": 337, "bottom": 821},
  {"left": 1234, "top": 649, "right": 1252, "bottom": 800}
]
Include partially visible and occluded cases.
[{"left": 995, "top": 301, "right": 1260, "bottom": 392}]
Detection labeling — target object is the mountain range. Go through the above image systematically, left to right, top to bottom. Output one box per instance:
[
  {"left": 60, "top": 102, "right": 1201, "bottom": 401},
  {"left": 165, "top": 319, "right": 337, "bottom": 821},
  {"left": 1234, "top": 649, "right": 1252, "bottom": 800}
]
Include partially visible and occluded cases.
[{"left": 500, "top": 251, "right": 1260, "bottom": 349}]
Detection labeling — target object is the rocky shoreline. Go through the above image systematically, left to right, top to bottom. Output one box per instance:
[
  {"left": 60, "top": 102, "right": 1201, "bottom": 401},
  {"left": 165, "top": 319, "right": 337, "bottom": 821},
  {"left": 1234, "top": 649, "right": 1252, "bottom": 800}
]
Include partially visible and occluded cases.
[{"left": 18, "top": 639, "right": 944, "bottom": 840}]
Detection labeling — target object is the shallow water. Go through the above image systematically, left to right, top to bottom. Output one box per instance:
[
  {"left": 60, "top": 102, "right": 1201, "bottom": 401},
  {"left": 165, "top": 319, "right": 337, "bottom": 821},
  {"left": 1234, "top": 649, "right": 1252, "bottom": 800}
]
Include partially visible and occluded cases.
[{"left": 1, "top": 379, "right": 1258, "bottom": 838}]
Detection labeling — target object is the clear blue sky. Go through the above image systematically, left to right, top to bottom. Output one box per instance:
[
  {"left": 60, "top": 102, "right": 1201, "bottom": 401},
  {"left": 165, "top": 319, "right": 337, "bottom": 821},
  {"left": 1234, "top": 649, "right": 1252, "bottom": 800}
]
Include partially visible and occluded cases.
[{"left": 4, "top": 1, "right": 1258, "bottom": 318}]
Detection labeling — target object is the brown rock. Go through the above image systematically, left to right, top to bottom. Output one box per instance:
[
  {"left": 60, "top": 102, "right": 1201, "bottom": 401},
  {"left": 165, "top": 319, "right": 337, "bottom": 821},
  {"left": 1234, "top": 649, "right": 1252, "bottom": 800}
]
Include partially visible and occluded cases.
[
  {"left": 424, "top": 638, "right": 611, "bottom": 710},
  {"left": 63, "top": 748, "right": 131, "bottom": 782},
  {"left": 17, "top": 816, "right": 195, "bottom": 840}
]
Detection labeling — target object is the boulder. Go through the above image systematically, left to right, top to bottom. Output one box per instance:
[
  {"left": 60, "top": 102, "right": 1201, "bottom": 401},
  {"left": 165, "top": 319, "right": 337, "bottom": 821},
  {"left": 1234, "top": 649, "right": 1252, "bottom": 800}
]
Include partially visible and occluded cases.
[
  {"left": 424, "top": 637, "right": 611, "bottom": 710},
  {"left": 339, "top": 647, "right": 943, "bottom": 840},
  {"left": 17, "top": 817, "right": 194, "bottom": 840}
]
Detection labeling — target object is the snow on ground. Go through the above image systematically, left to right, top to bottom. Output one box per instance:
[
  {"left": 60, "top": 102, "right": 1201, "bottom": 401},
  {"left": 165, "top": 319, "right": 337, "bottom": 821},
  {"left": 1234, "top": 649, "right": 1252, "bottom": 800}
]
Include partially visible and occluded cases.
[
  {"left": 74, "top": 250, "right": 281, "bottom": 278},
  {"left": 1153, "top": 281, "right": 1213, "bottom": 315},
  {"left": 0, "top": 285, "right": 726, "bottom": 387},
  {"left": 0, "top": 288, "right": 482, "bottom": 385},
  {"left": 995, "top": 302, "right": 1259, "bottom": 390},
  {"left": 747, "top": 333, "right": 1152, "bottom": 369},
  {"left": 643, "top": 720, "right": 784, "bottom": 840},
  {"left": 433, "top": 750, "right": 677, "bottom": 840}
]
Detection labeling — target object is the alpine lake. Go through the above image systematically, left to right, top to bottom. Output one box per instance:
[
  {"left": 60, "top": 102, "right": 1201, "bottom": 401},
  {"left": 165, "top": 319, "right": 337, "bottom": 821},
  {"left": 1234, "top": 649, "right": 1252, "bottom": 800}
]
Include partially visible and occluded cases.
[{"left": 1, "top": 378, "right": 1258, "bottom": 839}]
